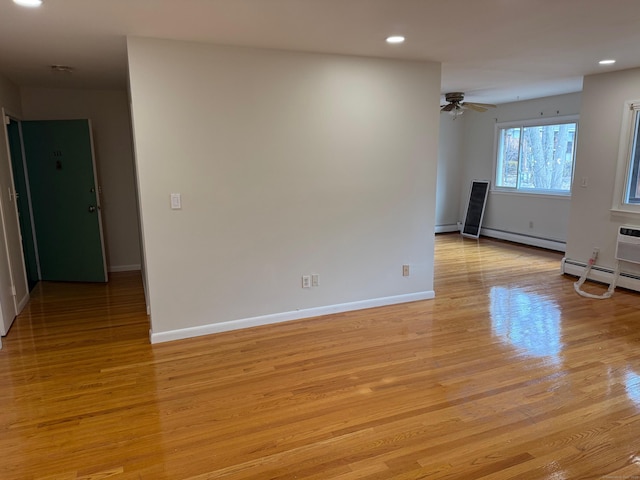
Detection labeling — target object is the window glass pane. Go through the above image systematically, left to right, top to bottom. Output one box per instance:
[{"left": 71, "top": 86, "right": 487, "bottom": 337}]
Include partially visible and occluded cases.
[
  {"left": 626, "top": 113, "right": 640, "bottom": 204},
  {"left": 495, "top": 120, "right": 577, "bottom": 195},
  {"left": 520, "top": 123, "right": 575, "bottom": 192},
  {"left": 497, "top": 127, "right": 520, "bottom": 188}
]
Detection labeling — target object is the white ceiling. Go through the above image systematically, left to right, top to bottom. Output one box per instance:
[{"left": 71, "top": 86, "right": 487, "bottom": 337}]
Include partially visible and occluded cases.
[{"left": 2, "top": 0, "right": 640, "bottom": 104}]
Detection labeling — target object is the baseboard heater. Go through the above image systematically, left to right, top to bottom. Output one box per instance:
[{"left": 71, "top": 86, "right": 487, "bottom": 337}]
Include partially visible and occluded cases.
[
  {"left": 482, "top": 228, "right": 566, "bottom": 252},
  {"left": 561, "top": 257, "right": 640, "bottom": 293}
]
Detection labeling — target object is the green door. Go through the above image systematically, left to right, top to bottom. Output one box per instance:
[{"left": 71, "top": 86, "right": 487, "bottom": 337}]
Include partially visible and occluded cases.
[
  {"left": 6, "top": 119, "right": 39, "bottom": 291},
  {"left": 21, "top": 120, "right": 107, "bottom": 283}
]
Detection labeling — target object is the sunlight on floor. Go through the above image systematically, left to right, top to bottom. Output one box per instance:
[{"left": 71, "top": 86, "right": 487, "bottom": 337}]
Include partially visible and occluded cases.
[{"left": 490, "top": 286, "right": 563, "bottom": 364}]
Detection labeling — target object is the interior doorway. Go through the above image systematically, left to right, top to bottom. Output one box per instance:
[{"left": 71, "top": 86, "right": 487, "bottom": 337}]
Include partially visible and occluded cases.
[{"left": 4, "top": 117, "right": 108, "bottom": 287}]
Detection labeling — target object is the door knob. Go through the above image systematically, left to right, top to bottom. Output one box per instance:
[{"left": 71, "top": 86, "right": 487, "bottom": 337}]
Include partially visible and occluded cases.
[{"left": 88, "top": 205, "right": 96, "bottom": 213}]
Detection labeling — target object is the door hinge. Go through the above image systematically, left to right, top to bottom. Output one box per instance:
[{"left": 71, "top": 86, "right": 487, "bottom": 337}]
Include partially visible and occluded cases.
[
  {"left": 3, "top": 115, "right": 9, "bottom": 125},
  {"left": 10, "top": 285, "right": 16, "bottom": 296}
]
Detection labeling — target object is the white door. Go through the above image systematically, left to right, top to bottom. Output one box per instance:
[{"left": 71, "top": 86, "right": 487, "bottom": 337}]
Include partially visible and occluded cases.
[{"left": 0, "top": 110, "right": 30, "bottom": 335}]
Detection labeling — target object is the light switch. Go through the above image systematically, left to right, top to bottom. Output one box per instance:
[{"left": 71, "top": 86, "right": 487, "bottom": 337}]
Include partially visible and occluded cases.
[{"left": 170, "top": 193, "right": 182, "bottom": 210}]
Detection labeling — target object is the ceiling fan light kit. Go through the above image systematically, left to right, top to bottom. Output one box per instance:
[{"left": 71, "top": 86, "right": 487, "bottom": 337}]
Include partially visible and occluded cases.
[{"left": 440, "top": 92, "right": 496, "bottom": 115}]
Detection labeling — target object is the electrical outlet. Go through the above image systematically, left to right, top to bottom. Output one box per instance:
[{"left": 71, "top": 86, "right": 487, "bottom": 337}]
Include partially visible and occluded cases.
[
  {"left": 529, "top": 221, "right": 534, "bottom": 229},
  {"left": 402, "top": 264, "right": 410, "bottom": 277},
  {"left": 311, "top": 274, "right": 319, "bottom": 287},
  {"left": 302, "top": 275, "right": 311, "bottom": 288}
]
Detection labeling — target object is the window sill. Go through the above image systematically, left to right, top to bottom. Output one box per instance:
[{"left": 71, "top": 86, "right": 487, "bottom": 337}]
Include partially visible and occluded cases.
[
  {"left": 490, "top": 189, "right": 572, "bottom": 200},
  {"left": 610, "top": 207, "right": 640, "bottom": 217}
]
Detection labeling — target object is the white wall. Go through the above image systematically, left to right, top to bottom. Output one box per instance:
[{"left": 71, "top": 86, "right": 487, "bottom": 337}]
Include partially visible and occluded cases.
[
  {"left": 127, "top": 37, "right": 441, "bottom": 341},
  {"left": 566, "top": 68, "right": 640, "bottom": 275},
  {"left": 0, "top": 74, "right": 26, "bottom": 334},
  {"left": 0, "top": 76, "right": 21, "bottom": 114},
  {"left": 20, "top": 88, "right": 141, "bottom": 272},
  {"left": 456, "top": 93, "right": 581, "bottom": 245},
  {"left": 436, "top": 115, "right": 465, "bottom": 230}
]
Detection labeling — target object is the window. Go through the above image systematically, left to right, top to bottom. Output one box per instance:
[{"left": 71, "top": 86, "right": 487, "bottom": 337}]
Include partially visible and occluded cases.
[
  {"left": 612, "top": 101, "right": 640, "bottom": 213},
  {"left": 625, "top": 108, "right": 640, "bottom": 204},
  {"left": 494, "top": 117, "right": 578, "bottom": 195}
]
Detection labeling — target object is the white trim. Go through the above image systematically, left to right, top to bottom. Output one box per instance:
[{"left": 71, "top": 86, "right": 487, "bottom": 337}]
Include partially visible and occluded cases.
[
  {"left": 611, "top": 99, "right": 640, "bottom": 214},
  {"left": 1, "top": 108, "right": 30, "bottom": 326},
  {"left": 495, "top": 114, "right": 580, "bottom": 130},
  {"left": 493, "top": 115, "right": 579, "bottom": 195},
  {"left": 16, "top": 118, "right": 41, "bottom": 280},
  {"left": 86, "top": 120, "right": 109, "bottom": 282},
  {"left": 490, "top": 189, "right": 571, "bottom": 200},
  {"left": 610, "top": 208, "right": 640, "bottom": 217},
  {"left": 435, "top": 224, "right": 459, "bottom": 233},
  {"left": 481, "top": 228, "right": 566, "bottom": 252},
  {"left": 561, "top": 257, "right": 640, "bottom": 293},
  {"left": 108, "top": 264, "right": 142, "bottom": 273},
  {"left": 16, "top": 291, "right": 29, "bottom": 314},
  {"left": 149, "top": 291, "right": 436, "bottom": 344}
]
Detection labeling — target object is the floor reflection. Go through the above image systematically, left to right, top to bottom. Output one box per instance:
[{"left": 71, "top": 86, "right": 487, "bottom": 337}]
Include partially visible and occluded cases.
[
  {"left": 490, "top": 286, "right": 563, "bottom": 364},
  {"left": 625, "top": 370, "right": 640, "bottom": 405}
]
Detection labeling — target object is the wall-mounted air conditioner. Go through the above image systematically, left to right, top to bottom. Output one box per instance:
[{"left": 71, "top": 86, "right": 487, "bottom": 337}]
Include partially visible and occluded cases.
[{"left": 615, "top": 225, "right": 640, "bottom": 264}]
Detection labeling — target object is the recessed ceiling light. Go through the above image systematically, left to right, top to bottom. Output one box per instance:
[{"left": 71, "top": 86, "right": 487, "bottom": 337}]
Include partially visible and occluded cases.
[
  {"left": 13, "top": 0, "right": 43, "bottom": 7},
  {"left": 386, "top": 36, "right": 405, "bottom": 44},
  {"left": 599, "top": 59, "right": 616, "bottom": 65}
]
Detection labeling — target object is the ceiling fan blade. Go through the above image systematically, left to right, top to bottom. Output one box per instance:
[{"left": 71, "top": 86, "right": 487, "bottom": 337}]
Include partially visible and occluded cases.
[
  {"left": 463, "top": 102, "right": 496, "bottom": 108},
  {"left": 464, "top": 103, "right": 488, "bottom": 112},
  {"left": 441, "top": 104, "right": 455, "bottom": 112}
]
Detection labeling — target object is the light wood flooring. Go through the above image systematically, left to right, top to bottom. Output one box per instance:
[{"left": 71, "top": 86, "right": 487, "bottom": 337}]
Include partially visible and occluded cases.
[{"left": 2, "top": 234, "right": 640, "bottom": 479}]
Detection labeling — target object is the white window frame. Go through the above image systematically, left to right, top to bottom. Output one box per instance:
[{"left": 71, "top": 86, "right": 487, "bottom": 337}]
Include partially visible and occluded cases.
[
  {"left": 612, "top": 100, "right": 640, "bottom": 215},
  {"left": 492, "top": 115, "right": 579, "bottom": 197}
]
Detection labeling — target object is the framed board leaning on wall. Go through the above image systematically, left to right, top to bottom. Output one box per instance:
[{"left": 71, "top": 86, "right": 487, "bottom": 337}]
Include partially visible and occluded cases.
[{"left": 462, "top": 180, "right": 490, "bottom": 239}]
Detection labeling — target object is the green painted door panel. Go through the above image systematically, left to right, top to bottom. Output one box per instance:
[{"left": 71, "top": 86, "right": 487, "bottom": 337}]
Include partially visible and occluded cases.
[
  {"left": 7, "top": 119, "right": 38, "bottom": 291},
  {"left": 22, "top": 120, "right": 106, "bottom": 282}
]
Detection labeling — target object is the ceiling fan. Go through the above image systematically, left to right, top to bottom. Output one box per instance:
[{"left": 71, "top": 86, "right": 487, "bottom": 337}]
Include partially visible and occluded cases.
[{"left": 440, "top": 92, "right": 496, "bottom": 116}]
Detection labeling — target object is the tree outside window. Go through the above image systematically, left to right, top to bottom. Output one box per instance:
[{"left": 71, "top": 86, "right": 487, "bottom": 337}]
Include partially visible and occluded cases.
[{"left": 495, "top": 119, "right": 577, "bottom": 194}]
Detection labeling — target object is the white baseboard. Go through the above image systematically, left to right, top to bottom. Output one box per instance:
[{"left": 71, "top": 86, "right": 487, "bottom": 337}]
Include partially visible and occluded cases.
[
  {"left": 435, "top": 224, "right": 460, "bottom": 234},
  {"left": 481, "top": 228, "right": 566, "bottom": 252},
  {"left": 561, "top": 257, "right": 640, "bottom": 293},
  {"left": 108, "top": 264, "right": 142, "bottom": 273},
  {"left": 149, "top": 291, "right": 435, "bottom": 344},
  {"left": 16, "top": 293, "right": 29, "bottom": 315}
]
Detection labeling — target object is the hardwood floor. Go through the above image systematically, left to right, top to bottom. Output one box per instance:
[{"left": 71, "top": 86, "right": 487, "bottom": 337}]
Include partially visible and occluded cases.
[{"left": 2, "top": 234, "right": 640, "bottom": 479}]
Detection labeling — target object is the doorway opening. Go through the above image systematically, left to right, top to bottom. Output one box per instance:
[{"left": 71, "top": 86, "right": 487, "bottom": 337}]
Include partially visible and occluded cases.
[{"left": 3, "top": 115, "right": 108, "bottom": 290}]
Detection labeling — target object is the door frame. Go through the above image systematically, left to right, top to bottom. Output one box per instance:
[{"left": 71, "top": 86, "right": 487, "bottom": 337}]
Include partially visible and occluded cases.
[
  {"left": 1, "top": 109, "right": 31, "bottom": 334},
  {"left": 5, "top": 112, "right": 41, "bottom": 284},
  {"left": 0, "top": 114, "right": 110, "bottom": 336},
  {"left": 87, "top": 119, "right": 109, "bottom": 282}
]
